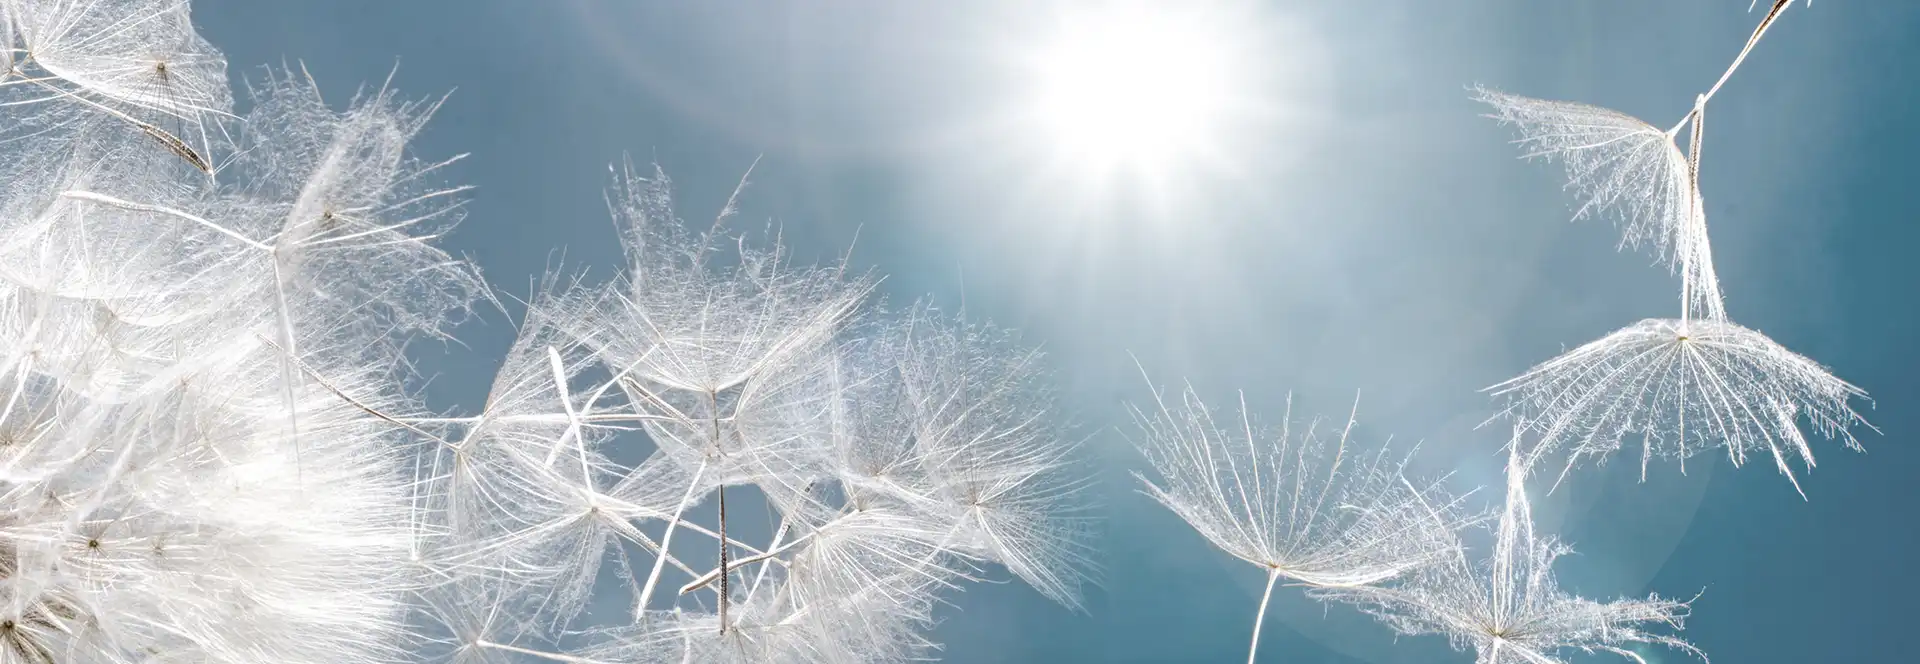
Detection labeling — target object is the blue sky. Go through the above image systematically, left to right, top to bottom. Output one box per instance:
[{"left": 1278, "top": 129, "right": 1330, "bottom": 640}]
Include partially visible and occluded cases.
[{"left": 195, "top": 2, "right": 1920, "bottom": 662}]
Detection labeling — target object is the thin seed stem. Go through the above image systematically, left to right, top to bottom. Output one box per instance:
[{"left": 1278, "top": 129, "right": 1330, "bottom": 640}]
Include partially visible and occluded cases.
[
  {"left": 1669, "top": 0, "right": 1796, "bottom": 133},
  {"left": 1680, "top": 96, "right": 1705, "bottom": 328},
  {"left": 57, "top": 191, "right": 269, "bottom": 252},
  {"left": 544, "top": 347, "right": 595, "bottom": 486},
  {"left": 709, "top": 388, "right": 731, "bottom": 634},
  {"left": 636, "top": 460, "right": 707, "bottom": 617},
  {"left": 715, "top": 483, "right": 730, "bottom": 633},
  {"left": 746, "top": 483, "right": 809, "bottom": 603},
  {"left": 679, "top": 530, "right": 815, "bottom": 596},
  {"left": 1248, "top": 567, "right": 1282, "bottom": 664},
  {"left": 476, "top": 641, "right": 615, "bottom": 664}
]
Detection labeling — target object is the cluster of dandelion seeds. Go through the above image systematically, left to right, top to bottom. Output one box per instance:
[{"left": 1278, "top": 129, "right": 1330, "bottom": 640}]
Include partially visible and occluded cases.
[
  {"left": 0, "top": 0, "right": 493, "bottom": 661},
  {"left": 1478, "top": 0, "right": 1869, "bottom": 494},
  {"left": 0, "top": 1, "right": 1101, "bottom": 663},
  {"left": 3, "top": 1, "right": 1880, "bottom": 663},
  {"left": 1312, "top": 2, "right": 1847, "bottom": 662},
  {"left": 1138, "top": 3, "right": 1870, "bottom": 663},
  {"left": 408, "top": 66, "right": 1097, "bottom": 664},
  {"left": 405, "top": 161, "right": 1098, "bottom": 663},
  {"left": 1130, "top": 365, "right": 1709, "bottom": 664},
  {"left": 1314, "top": 433, "right": 1703, "bottom": 664}
]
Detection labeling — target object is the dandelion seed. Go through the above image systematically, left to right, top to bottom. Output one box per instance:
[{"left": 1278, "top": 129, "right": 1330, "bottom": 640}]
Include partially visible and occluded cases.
[
  {"left": 8, "top": 0, "right": 235, "bottom": 160},
  {"left": 1474, "top": 88, "right": 1701, "bottom": 270},
  {"left": 133, "top": 120, "right": 209, "bottom": 172},
  {"left": 888, "top": 304, "right": 1100, "bottom": 610},
  {"left": 1489, "top": 317, "right": 1869, "bottom": 496},
  {"left": 1132, "top": 379, "right": 1471, "bottom": 664},
  {"left": 1317, "top": 435, "right": 1706, "bottom": 664}
]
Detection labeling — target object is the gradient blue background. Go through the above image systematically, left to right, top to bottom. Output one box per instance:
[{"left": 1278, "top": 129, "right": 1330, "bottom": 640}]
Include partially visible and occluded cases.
[{"left": 193, "top": 2, "right": 1919, "bottom": 662}]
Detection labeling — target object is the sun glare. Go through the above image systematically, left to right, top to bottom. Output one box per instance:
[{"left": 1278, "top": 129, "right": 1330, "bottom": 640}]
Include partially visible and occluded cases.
[{"left": 1029, "top": 5, "right": 1240, "bottom": 176}]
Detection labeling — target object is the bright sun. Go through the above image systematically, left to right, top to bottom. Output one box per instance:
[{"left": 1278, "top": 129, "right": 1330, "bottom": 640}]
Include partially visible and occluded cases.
[{"left": 1029, "top": 5, "right": 1240, "bottom": 175}]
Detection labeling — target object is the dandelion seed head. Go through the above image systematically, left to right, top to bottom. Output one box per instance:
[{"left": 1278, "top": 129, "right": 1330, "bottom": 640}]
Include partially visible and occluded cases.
[{"left": 1490, "top": 318, "right": 1870, "bottom": 493}]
